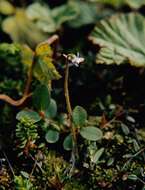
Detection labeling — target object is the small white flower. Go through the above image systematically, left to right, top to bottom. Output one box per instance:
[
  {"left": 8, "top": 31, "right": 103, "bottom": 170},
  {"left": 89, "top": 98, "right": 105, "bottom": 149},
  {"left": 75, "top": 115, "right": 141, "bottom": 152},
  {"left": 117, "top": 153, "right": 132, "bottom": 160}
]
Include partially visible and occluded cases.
[
  {"left": 63, "top": 53, "right": 84, "bottom": 67},
  {"left": 71, "top": 53, "right": 85, "bottom": 67}
]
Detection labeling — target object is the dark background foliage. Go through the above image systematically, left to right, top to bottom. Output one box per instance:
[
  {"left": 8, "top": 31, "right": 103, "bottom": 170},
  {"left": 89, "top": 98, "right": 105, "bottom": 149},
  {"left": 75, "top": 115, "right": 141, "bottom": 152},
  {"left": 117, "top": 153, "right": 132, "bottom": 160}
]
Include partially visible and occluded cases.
[{"left": 0, "top": 0, "right": 145, "bottom": 189}]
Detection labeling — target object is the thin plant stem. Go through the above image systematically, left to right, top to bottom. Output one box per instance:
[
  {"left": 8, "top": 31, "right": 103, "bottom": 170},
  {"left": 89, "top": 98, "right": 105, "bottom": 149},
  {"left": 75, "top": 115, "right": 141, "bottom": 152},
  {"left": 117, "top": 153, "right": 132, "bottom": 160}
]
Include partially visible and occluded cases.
[
  {"left": 0, "top": 35, "right": 59, "bottom": 107},
  {"left": 0, "top": 52, "right": 35, "bottom": 106},
  {"left": 0, "top": 54, "right": 34, "bottom": 106},
  {"left": 0, "top": 58, "right": 34, "bottom": 106},
  {"left": 64, "top": 59, "right": 78, "bottom": 176},
  {"left": 64, "top": 60, "right": 77, "bottom": 144},
  {"left": 64, "top": 61, "right": 72, "bottom": 117},
  {"left": 0, "top": 93, "right": 32, "bottom": 107},
  {"left": 3, "top": 151, "right": 15, "bottom": 176},
  {"left": 29, "top": 153, "right": 62, "bottom": 190},
  {"left": 29, "top": 154, "right": 44, "bottom": 174},
  {"left": 30, "top": 160, "right": 37, "bottom": 178},
  {"left": 137, "top": 177, "right": 145, "bottom": 185}
]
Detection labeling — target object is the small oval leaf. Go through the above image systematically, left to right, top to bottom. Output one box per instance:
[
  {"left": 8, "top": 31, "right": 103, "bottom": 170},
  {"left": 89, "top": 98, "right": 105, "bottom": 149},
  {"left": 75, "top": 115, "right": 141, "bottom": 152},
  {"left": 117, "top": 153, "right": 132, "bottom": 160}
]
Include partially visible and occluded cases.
[
  {"left": 0, "top": 1, "right": 15, "bottom": 15},
  {"left": 45, "top": 99, "right": 57, "bottom": 119},
  {"left": 72, "top": 106, "right": 87, "bottom": 126},
  {"left": 16, "top": 110, "right": 41, "bottom": 123},
  {"left": 121, "top": 123, "right": 130, "bottom": 135},
  {"left": 80, "top": 126, "right": 103, "bottom": 141},
  {"left": 45, "top": 130, "right": 59, "bottom": 143},
  {"left": 63, "top": 134, "right": 73, "bottom": 151},
  {"left": 92, "top": 148, "right": 104, "bottom": 163},
  {"left": 107, "top": 157, "right": 115, "bottom": 166},
  {"left": 20, "top": 171, "right": 29, "bottom": 179},
  {"left": 128, "top": 174, "right": 138, "bottom": 181}
]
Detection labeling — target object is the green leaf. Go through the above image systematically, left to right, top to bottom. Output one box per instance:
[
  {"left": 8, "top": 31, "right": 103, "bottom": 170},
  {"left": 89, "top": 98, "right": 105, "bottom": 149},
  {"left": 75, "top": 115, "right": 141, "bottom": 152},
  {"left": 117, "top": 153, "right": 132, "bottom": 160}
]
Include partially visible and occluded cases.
[
  {"left": 0, "top": 0, "right": 15, "bottom": 15},
  {"left": 92, "top": 0, "right": 124, "bottom": 7},
  {"left": 93, "top": 0, "right": 145, "bottom": 9},
  {"left": 126, "top": 0, "right": 145, "bottom": 9},
  {"left": 52, "top": 1, "right": 79, "bottom": 29},
  {"left": 68, "top": 1, "right": 97, "bottom": 28},
  {"left": 26, "top": 2, "right": 56, "bottom": 33},
  {"left": 26, "top": 2, "right": 78, "bottom": 32},
  {"left": 2, "top": 9, "right": 47, "bottom": 48},
  {"left": 89, "top": 13, "right": 145, "bottom": 67},
  {"left": 33, "top": 40, "right": 61, "bottom": 83},
  {"left": 0, "top": 43, "right": 20, "bottom": 56},
  {"left": 0, "top": 43, "right": 21, "bottom": 65},
  {"left": 20, "top": 45, "right": 34, "bottom": 67},
  {"left": 33, "top": 57, "right": 61, "bottom": 84},
  {"left": 33, "top": 84, "right": 50, "bottom": 112},
  {"left": 45, "top": 99, "right": 57, "bottom": 119},
  {"left": 72, "top": 106, "right": 87, "bottom": 126},
  {"left": 16, "top": 110, "right": 41, "bottom": 123},
  {"left": 57, "top": 113, "right": 68, "bottom": 126},
  {"left": 126, "top": 116, "right": 135, "bottom": 123},
  {"left": 121, "top": 123, "right": 130, "bottom": 135},
  {"left": 80, "top": 126, "right": 103, "bottom": 141},
  {"left": 137, "top": 129, "right": 145, "bottom": 142},
  {"left": 45, "top": 130, "right": 59, "bottom": 143},
  {"left": 63, "top": 134, "right": 73, "bottom": 151},
  {"left": 132, "top": 139, "right": 140, "bottom": 152},
  {"left": 92, "top": 148, "right": 104, "bottom": 163},
  {"left": 123, "top": 154, "right": 133, "bottom": 158},
  {"left": 107, "top": 157, "right": 115, "bottom": 166},
  {"left": 20, "top": 171, "right": 29, "bottom": 179},
  {"left": 128, "top": 174, "right": 138, "bottom": 181},
  {"left": 14, "top": 175, "right": 34, "bottom": 190}
]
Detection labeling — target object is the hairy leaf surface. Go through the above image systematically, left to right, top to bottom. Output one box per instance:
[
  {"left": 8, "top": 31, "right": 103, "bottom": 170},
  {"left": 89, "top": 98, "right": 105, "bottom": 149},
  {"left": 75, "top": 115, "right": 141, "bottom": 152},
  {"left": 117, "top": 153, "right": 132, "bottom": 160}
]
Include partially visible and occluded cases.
[{"left": 89, "top": 13, "right": 145, "bottom": 67}]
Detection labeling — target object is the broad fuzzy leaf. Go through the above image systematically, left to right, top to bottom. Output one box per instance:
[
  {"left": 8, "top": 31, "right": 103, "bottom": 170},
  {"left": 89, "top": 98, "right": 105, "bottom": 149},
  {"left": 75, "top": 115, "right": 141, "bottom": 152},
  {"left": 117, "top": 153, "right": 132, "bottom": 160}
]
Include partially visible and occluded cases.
[
  {"left": 0, "top": 0, "right": 15, "bottom": 15},
  {"left": 92, "top": 0, "right": 145, "bottom": 9},
  {"left": 94, "top": 0, "right": 124, "bottom": 7},
  {"left": 126, "top": 0, "right": 145, "bottom": 9},
  {"left": 52, "top": 1, "right": 79, "bottom": 28},
  {"left": 68, "top": 1, "right": 97, "bottom": 28},
  {"left": 26, "top": 2, "right": 78, "bottom": 32},
  {"left": 26, "top": 3, "right": 56, "bottom": 33},
  {"left": 2, "top": 9, "right": 47, "bottom": 47},
  {"left": 89, "top": 13, "right": 145, "bottom": 67}
]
